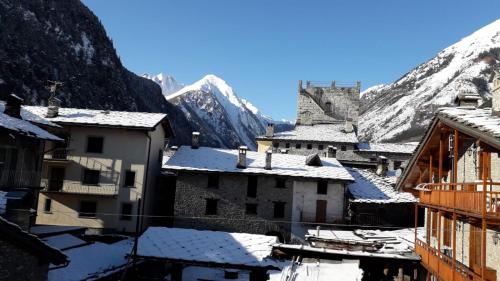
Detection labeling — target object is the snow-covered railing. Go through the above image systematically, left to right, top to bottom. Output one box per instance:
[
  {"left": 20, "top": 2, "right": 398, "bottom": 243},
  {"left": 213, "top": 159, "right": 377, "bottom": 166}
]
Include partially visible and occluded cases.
[{"left": 41, "top": 179, "right": 119, "bottom": 196}]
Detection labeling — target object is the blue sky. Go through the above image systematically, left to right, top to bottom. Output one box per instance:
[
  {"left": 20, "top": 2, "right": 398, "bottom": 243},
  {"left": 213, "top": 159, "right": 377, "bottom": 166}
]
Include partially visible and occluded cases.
[{"left": 82, "top": 0, "right": 499, "bottom": 120}]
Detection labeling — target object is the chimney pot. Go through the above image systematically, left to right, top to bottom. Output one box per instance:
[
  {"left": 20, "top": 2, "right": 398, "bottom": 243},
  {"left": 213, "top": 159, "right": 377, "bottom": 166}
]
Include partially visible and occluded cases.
[
  {"left": 454, "top": 92, "right": 480, "bottom": 108},
  {"left": 4, "top": 94, "right": 23, "bottom": 118},
  {"left": 46, "top": 96, "right": 61, "bottom": 118},
  {"left": 344, "top": 118, "right": 354, "bottom": 133},
  {"left": 265, "top": 123, "right": 274, "bottom": 138},
  {"left": 191, "top": 132, "right": 200, "bottom": 149},
  {"left": 237, "top": 146, "right": 248, "bottom": 169},
  {"left": 327, "top": 146, "right": 337, "bottom": 158},
  {"left": 265, "top": 150, "right": 272, "bottom": 170},
  {"left": 376, "top": 156, "right": 388, "bottom": 177}
]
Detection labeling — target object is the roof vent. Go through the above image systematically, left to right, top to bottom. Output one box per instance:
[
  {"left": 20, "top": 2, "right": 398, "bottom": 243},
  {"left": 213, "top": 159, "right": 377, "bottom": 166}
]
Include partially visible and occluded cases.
[
  {"left": 454, "top": 92, "right": 480, "bottom": 107},
  {"left": 305, "top": 153, "right": 323, "bottom": 167}
]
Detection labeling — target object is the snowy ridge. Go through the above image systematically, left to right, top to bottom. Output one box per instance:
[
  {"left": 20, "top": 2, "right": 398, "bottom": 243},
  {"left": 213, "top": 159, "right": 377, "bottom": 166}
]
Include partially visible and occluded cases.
[
  {"left": 360, "top": 19, "right": 500, "bottom": 142},
  {"left": 142, "top": 73, "right": 184, "bottom": 96},
  {"left": 147, "top": 73, "right": 291, "bottom": 149}
]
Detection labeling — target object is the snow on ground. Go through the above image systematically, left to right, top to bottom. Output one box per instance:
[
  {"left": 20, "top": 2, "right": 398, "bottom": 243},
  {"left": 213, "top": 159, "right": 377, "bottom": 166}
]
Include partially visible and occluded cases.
[{"left": 49, "top": 239, "right": 133, "bottom": 281}]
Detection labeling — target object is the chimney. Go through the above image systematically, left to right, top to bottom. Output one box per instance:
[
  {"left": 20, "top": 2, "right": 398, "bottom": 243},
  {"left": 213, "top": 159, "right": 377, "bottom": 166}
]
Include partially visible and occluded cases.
[
  {"left": 492, "top": 69, "right": 500, "bottom": 116},
  {"left": 298, "top": 80, "right": 303, "bottom": 91},
  {"left": 454, "top": 92, "right": 480, "bottom": 107},
  {"left": 4, "top": 94, "right": 23, "bottom": 119},
  {"left": 46, "top": 96, "right": 61, "bottom": 118},
  {"left": 344, "top": 118, "right": 354, "bottom": 133},
  {"left": 265, "top": 123, "right": 274, "bottom": 138},
  {"left": 191, "top": 132, "right": 200, "bottom": 149},
  {"left": 237, "top": 146, "right": 248, "bottom": 169},
  {"left": 327, "top": 146, "right": 337, "bottom": 158},
  {"left": 265, "top": 150, "right": 272, "bottom": 170},
  {"left": 376, "top": 156, "right": 388, "bottom": 177}
]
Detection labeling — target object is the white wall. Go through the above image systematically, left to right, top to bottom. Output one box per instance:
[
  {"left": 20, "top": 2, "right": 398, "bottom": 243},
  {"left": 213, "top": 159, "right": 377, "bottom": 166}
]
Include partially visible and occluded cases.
[{"left": 292, "top": 180, "right": 345, "bottom": 223}]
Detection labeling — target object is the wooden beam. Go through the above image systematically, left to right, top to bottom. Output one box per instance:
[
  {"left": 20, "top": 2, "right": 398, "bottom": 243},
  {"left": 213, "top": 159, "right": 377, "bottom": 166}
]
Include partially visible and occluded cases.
[
  {"left": 453, "top": 130, "right": 459, "bottom": 184},
  {"left": 439, "top": 134, "right": 443, "bottom": 184},
  {"left": 429, "top": 154, "right": 433, "bottom": 183}
]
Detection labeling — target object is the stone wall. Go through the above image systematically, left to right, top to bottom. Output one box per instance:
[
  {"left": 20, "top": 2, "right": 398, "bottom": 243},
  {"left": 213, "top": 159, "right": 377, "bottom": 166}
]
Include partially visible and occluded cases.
[
  {"left": 296, "top": 83, "right": 360, "bottom": 126},
  {"left": 173, "top": 171, "right": 294, "bottom": 239},
  {"left": 0, "top": 240, "right": 49, "bottom": 281}
]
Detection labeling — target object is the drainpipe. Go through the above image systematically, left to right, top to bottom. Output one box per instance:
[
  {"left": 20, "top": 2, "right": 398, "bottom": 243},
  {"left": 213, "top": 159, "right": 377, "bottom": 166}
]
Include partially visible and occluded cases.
[{"left": 140, "top": 132, "right": 152, "bottom": 231}]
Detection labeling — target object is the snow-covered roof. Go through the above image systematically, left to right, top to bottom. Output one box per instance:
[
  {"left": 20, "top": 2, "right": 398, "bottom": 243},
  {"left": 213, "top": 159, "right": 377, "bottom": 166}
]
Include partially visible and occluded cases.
[
  {"left": 0, "top": 101, "right": 59, "bottom": 127},
  {"left": 0, "top": 102, "right": 61, "bottom": 141},
  {"left": 24, "top": 106, "right": 168, "bottom": 130},
  {"left": 438, "top": 107, "right": 500, "bottom": 142},
  {"left": 259, "top": 124, "right": 359, "bottom": 144},
  {"left": 357, "top": 142, "right": 417, "bottom": 154},
  {"left": 164, "top": 146, "right": 354, "bottom": 181},
  {"left": 347, "top": 168, "right": 416, "bottom": 204},
  {"left": 0, "top": 191, "right": 6, "bottom": 215},
  {"left": 30, "top": 225, "right": 87, "bottom": 237},
  {"left": 137, "top": 227, "right": 280, "bottom": 268},
  {"left": 42, "top": 234, "right": 87, "bottom": 250},
  {"left": 49, "top": 239, "right": 133, "bottom": 281},
  {"left": 269, "top": 259, "right": 362, "bottom": 281}
]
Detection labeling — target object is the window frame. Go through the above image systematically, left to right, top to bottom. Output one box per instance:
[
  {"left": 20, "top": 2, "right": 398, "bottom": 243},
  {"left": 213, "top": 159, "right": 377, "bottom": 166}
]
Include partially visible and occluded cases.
[
  {"left": 86, "top": 136, "right": 104, "bottom": 154},
  {"left": 273, "top": 142, "right": 279, "bottom": 148},
  {"left": 295, "top": 143, "right": 302, "bottom": 149},
  {"left": 306, "top": 144, "right": 313, "bottom": 150},
  {"left": 318, "top": 145, "right": 324, "bottom": 150},
  {"left": 340, "top": 145, "right": 347, "bottom": 151},
  {"left": 82, "top": 169, "right": 100, "bottom": 185},
  {"left": 123, "top": 170, "right": 136, "bottom": 188},
  {"left": 207, "top": 174, "right": 220, "bottom": 189},
  {"left": 247, "top": 176, "right": 257, "bottom": 198},
  {"left": 275, "top": 178, "right": 286, "bottom": 188},
  {"left": 317, "top": 180, "right": 328, "bottom": 195},
  {"left": 44, "top": 198, "right": 52, "bottom": 213},
  {"left": 205, "top": 198, "right": 218, "bottom": 215},
  {"left": 79, "top": 201, "right": 97, "bottom": 218},
  {"left": 273, "top": 201, "right": 286, "bottom": 218},
  {"left": 120, "top": 202, "right": 133, "bottom": 221},
  {"left": 245, "top": 203, "right": 258, "bottom": 215}
]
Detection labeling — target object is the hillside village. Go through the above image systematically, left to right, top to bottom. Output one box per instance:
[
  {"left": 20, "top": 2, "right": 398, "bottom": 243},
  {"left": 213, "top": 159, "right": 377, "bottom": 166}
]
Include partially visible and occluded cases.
[
  {"left": 1, "top": 1, "right": 500, "bottom": 281},
  {"left": 1, "top": 67, "right": 499, "bottom": 281}
]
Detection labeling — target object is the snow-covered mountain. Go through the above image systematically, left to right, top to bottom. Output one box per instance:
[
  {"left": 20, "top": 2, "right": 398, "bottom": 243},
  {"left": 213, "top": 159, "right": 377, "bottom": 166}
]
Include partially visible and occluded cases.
[
  {"left": 360, "top": 19, "right": 500, "bottom": 142},
  {"left": 142, "top": 73, "right": 184, "bottom": 96},
  {"left": 147, "top": 74, "right": 291, "bottom": 149}
]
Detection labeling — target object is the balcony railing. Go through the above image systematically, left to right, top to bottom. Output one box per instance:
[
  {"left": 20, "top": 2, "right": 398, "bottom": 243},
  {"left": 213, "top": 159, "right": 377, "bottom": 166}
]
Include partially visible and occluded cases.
[
  {"left": 44, "top": 148, "right": 71, "bottom": 160},
  {"left": 0, "top": 169, "right": 40, "bottom": 189},
  {"left": 41, "top": 179, "right": 118, "bottom": 196},
  {"left": 418, "top": 182, "right": 500, "bottom": 218},
  {"left": 416, "top": 239, "right": 496, "bottom": 281}
]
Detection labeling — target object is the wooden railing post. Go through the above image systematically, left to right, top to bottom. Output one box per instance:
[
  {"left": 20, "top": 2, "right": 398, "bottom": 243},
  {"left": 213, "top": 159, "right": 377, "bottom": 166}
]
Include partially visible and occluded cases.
[
  {"left": 453, "top": 130, "right": 459, "bottom": 183},
  {"left": 452, "top": 213, "right": 457, "bottom": 281}
]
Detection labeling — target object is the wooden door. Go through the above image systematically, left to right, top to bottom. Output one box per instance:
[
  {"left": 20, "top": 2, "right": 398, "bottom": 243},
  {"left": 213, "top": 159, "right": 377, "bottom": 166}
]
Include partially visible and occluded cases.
[
  {"left": 315, "top": 200, "right": 327, "bottom": 223},
  {"left": 469, "top": 224, "right": 482, "bottom": 274}
]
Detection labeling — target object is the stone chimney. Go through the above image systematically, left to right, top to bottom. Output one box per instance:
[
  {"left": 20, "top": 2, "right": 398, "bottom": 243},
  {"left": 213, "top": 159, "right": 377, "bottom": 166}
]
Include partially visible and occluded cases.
[
  {"left": 492, "top": 69, "right": 500, "bottom": 116},
  {"left": 298, "top": 80, "right": 303, "bottom": 91},
  {"left": 454, "top": 92, "right": 480, "bottom": 107},
  {"left": 4, "top": 94, "right": 23, "bottom": 119},
  {"left": 46, "top": 96, "right": 61, "bottom": 118},
  {"left": 344, "top": 118, "right": 354, "bottom": 133},
  {"left": 265, "top": 123, "right": 274, "bottom": 138},
  {"left": 191, "top": 132, "right": 200, "bottom": 149},
  {"left": 237, "top": 146, "right": 248, "bottom": 169},
  {"left": 327, "top": 146, "right": 337, "bottom": 158},
  {"left": 265, "top": 150, "right": 272, "bottom": 170},
  {"left": 376, "top": 156, "right": 388, "bottom": 177}
]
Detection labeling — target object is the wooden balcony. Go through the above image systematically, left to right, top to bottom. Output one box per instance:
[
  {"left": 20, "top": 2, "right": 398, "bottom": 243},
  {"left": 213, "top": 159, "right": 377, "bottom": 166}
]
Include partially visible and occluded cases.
[
  {"left": 41, "top": 179, "right": 118, "bottom": 196},
  {"left": 418, "top": 182, "right": 500, "bottom": 220},
  {"left": 416, "top": 239, "right": 496, "bottom": 281}
]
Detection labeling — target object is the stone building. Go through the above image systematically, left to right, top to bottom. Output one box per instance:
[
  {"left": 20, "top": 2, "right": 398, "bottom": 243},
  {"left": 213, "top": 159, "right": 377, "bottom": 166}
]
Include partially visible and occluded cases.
[
  {"left": 397, "top": 78, "right": 500, "bottom": 281},
  {"left": 256, "top": 80, "right": 417, "bottom": 171},
  {"left": 21, "top": 105, "right": 174, "bottom": 233},
  {"left": 162, "top": 139, "right": 353, "bottom": 241},
  {"left": 0, "top": 216, "right": 68, "bottom": 281}
]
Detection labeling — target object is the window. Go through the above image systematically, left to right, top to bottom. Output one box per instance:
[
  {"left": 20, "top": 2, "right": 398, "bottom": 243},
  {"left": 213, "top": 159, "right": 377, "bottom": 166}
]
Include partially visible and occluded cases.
[
  {"left": 86, "top": 136, "right": 104, "bottom": 153},
  {"left": 273, "top": 142, "right": 279, "bottom": 148},
  {"left": 285, "top": 143, "right": 290, "bottom": 149},
  {"left": 295, "top": 143, "right": 302, "bottom": 149},
  {"left": 307, "top": 144, "right": 313, "bottom": 150},
  {"left": 318, "top": 145, "right": 324, "bottom": 150},
  {"left": 341, "top": 145, "right": 347, "bottom": 151},
  {"left": 394, "top": 161, "right": 402, "bottom": 170},
  {"left": 83, "top": 169, "right": 100, "bottom": 185},
  {"left": 124, "top": 171, "right": 136, "bottom": 187},
  {"left": 207, "top": 174, "right": 219, "bottom": 188},
  {"left": 247, "top": 176, "right": 257, "bottom": 198},
  {"left": 275, "top": 178, "right": 286, "bottom": 188},
  {"left": 317, "top": 180, "right": 328, "bottom": 194},
  {"left": 44, "top": 198, "right": 52, "bottom": 213},
  {"left": 205, "top": 199, "right": 218, "bottom": 215},
  {"left": 79, "top": 201, "right": 97, "bottom": 217},
  {"left": 273, "top": 202, "right": 285, "bottom": 218},
  {"left": 120, "top": 203, "right": 133, "bottom": 221},
  {"left": 246, "top": 203, "right": 257, "bottom": 215},
  {"left": 431, "top": 211, "right": 438, "bottom": 237},
  {"left": 443, "top": 217, "right": 451, "bottom": 247}
]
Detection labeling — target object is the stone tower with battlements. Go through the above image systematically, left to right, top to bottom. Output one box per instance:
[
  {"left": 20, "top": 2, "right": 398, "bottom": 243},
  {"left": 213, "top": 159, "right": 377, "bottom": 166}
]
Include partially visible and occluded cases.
[{"left": 296, "top": 80, "right": 361, "bottom": 128}]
